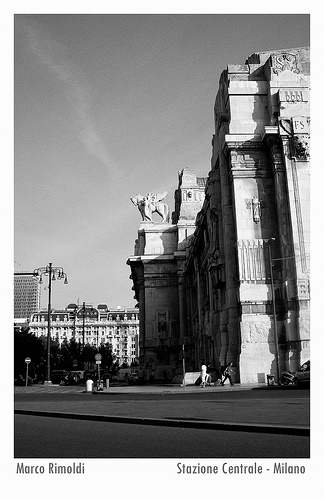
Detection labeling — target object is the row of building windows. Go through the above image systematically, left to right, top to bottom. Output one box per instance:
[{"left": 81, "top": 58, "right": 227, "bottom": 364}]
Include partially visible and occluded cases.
[
  {"left": 28, "top": 305, "right": 140, "bottom": 365},
  {"left": 33, "top": 315, "right": 138, "bottom": 323}
]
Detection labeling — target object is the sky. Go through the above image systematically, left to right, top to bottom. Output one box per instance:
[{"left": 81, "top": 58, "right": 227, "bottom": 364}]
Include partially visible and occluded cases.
[{"left": 14, "top": 13, "right": 310, "bottom": 311}]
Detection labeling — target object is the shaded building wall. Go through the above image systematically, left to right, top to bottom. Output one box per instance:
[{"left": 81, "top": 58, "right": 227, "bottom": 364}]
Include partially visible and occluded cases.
[
  {"left": 184, "top": 47, "right": 310, "bottom": 383},
  {"left": 128, "top": 168, "right": 206, "bottom": 380}
]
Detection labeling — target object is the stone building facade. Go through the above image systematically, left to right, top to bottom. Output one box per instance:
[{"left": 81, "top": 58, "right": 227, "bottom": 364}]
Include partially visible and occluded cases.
[
  {"left": 128, "top": 47, "right": 310, "bottom": 384},
  {"left": 127, "top": 168, "right": 206, "bottom": 380},
  {"left": 29, "top": 304, "right": 139, "bottom": 367}
]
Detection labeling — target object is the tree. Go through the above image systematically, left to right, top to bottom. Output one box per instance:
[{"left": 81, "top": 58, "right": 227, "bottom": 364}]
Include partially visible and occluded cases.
[
  {"left": 14, "top": 327, "right": 46, "bottom": 379},
  {"left": 14, "top": 329, "right": 118, "bottom": 379},
  {"left": 58, "top": 338, "right": 81, "bottom": 370},
  {"left": 81, "top": 342, "right": 117, "bottom": 374},
  {"left": 98, "top": 342, "right": 118, "bottom": 375}
]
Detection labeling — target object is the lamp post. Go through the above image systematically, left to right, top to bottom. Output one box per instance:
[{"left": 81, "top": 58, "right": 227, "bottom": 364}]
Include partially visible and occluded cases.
[
  {"left": 268, "top": 240, "right": 296, "bottom": 384},
  {"left": 268, "top": 242, "right": 280, "bottom": 384},
  {"left": 271, "top": 253, "right": 296, "bottom": 382},
  {"left": 34, "top": 263, "right": 68, "bottom": 384},
  {"left": 82, "top": 301, "right": 86, "bottom": 349},
  {"left": 79, "top": 302, "right": 97, "bottom": 369},
  {"left": 181, "top": 344, "right": 186, "bottom": 386}
]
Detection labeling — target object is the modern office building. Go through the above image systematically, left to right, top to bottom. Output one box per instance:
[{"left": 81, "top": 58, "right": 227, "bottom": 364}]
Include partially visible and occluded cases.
[{"left": 14, "top": 273, "right": 41, "bottom": 321}]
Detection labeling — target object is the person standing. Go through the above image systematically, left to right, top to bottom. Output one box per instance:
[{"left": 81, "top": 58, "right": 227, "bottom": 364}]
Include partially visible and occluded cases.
[
  {"left": 221, "top": 362, "right": 235, "bottom": 386},
  {"left": 200, "top": 363, "right": 207, "bottom": 388},
  {"left": 138, "top": 368, "right": 145, "bottom": 384}
]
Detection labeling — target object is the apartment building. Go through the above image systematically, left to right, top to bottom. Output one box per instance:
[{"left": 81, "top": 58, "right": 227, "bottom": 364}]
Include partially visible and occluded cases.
[{"left": 29, "top": 304, "right": 139, "bottom": 366}]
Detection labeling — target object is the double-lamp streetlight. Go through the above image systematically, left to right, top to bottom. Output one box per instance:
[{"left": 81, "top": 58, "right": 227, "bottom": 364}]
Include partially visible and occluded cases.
[
  {"left": 268, "top": 239, "right": 295, "bottom": 384},
  {"left": 34, "top": 263, "right": 68, "bottom": 384}
]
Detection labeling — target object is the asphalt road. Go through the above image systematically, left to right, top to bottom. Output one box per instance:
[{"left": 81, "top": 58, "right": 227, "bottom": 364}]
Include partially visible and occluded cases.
[
  {"left": 14, "top": 385, "right": 310, "bottom": 458},
  {"left": 14, "top": 385, "right": 310, "bottom": 426},
  {"left": 14, "top": 414, "right": 309, "bottom": 458}
]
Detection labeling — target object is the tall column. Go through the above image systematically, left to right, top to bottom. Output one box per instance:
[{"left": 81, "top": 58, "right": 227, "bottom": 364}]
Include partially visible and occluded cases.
[
  {"left": 194, "top": 256, "right": 204, "bottom": 362},
  {"left": 177, "top": 269, "right": 186, "bottom": 341},
  {"left": 137, "top": 270, "right": 146, "bottom": 364}
]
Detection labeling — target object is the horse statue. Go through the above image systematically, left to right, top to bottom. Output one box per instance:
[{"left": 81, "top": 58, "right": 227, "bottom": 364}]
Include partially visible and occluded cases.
[{"left": 130, "top": 191, "right": 170, "bottom": 223}]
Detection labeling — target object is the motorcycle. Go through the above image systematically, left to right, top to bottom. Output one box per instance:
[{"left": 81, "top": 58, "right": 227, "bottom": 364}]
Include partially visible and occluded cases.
[{"left": 280, "top": 370, "right": 297, "bottom": 386}]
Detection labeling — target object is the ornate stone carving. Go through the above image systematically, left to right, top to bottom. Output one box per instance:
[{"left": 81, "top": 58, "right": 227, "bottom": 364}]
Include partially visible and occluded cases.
[
  {"left": 271, "top": 53, "right": 300, "bottom": 75},
  {"left": 279, "top": 89, "right": 307, "bottom": 103},
  {"left": 292, "top": 116, "right": 310, "bottom": 134},
  {"left": 279, "top": 119, "right": 293, "bottom": 136},
  {"left": 291, "top": 135, "right": 310, "bottom": 160},
  {"left": 281, "top": 137, "right": 291, "bottom": 157},
  {"left": 230, "top": 151, "right": 266, "bottom": 170},
  {"left": 130, "top": 191, "right": 170, "bottom": 222},
  {"left": 252, "top": 197, "right": 261, "bottom": 223},
  {"left": 245, "top": 199, "right": 262, "bottom": 223},
  {"left": 238, "top": 239, "right": 267, "bottom": 281},
  {"left": 296, "top": 279, "right": 310, "bottom": 300},
  {"left": 241, "top": 321, "right": 272, "bottom": 343}
]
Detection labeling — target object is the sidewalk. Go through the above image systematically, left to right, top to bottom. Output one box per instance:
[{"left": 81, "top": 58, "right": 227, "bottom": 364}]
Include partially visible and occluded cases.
[
  {"left": 14, "top": 380, "right": 298, "bottom": 394},
  {"left": 14, "top": 382, "right": 310, "bottom": 435},
  {"left": 93, "top": 382, "right": 261, "bottom": 394}
]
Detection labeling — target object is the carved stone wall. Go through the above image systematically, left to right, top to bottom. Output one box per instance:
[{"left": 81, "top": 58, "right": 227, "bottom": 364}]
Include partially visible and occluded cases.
[
  {"left": 128, "top": 47, "right": 310, "bottom": 384},
  {"left": 184, "top": 47, "right": 310, "bottom": 383},
  {"left": 127, "top": 168, "right": 206, "bottom": 380},
  {"left": 238, "top": 239, "right": 267, "bottom": 281}
]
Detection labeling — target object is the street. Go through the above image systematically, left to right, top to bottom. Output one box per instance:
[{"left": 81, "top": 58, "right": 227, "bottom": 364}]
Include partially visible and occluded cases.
[
  {"left": 14, "top": 384, "right": 310, "bottom": 458},
  {"left": 15, "top": 414, "right": 309, "bottom": 458}
]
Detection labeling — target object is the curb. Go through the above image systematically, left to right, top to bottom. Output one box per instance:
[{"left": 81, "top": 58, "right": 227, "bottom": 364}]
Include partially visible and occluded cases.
[
  {"left": 14, "top": 383, "right": 309, "bottom": 394},
  {"left": 88, "top": 385, "right": 306, "bottom": 395},
  {"left": 14, "top": 409, "right": 310, "bottom": 436}
]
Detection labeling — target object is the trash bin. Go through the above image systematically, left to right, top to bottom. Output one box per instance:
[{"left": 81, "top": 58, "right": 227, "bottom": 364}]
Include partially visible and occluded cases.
[
  {"left": 267, "top": 374, "right": 275, "bottom": 386},
  {"left": 86, "top": 379, "right": 94, "bottom": 392},
  {"left": 105, "top": 379, "right": 109, "bottom": 389}
]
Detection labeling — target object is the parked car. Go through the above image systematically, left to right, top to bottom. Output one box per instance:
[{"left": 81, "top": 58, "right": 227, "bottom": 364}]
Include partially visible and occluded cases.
[
  {"left": 280, "top": 360, "right": 310, "bottom": 386},
  {"left": 294, "top": 360, "right": 310, "bottom": 386},
  {"left": 117, "top": 368, "right": 132, "bottom": 382},
  {"left": 127, "top": 369, "right": 146, "bottom": 385},
  {"left": 51, "top": 370, "right": 69, "bottom": 385},
  {"left": 71, "top": 370, "right": 85, "bottom": 381},
  {"left": 67, "top": 371, "right": 81, "bottom": 385},
  {"left": 127, "top": 371, "right": 139, "bottom": 385}
]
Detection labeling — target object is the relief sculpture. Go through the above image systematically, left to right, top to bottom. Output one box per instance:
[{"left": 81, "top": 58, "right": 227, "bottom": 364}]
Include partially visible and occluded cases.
[
  {"left": 271, "top": 52, "right": 300, "bottom": 75},
  {"left": 291, "top": 135, "right": 310, "bottom": 160},
  {"left": 252, "top": 197, "right": 261, "bottom": 223},
  {"left": 241, "top": 321, "right": 271, "bottom": 343}
]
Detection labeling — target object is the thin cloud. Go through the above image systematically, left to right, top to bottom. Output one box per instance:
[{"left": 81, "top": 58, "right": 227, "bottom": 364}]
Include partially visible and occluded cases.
[{"left": 15, "top": 16, "right": 124, "bottom": 180}]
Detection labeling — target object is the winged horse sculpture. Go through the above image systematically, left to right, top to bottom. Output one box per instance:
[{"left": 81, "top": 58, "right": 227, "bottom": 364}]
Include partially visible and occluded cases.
[{"left": 130, "top": 191, "right": 170, "bottom": 223}]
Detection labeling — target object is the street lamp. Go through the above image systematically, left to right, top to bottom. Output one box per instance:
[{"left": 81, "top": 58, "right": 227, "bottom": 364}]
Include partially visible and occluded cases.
[
  {"left": 268, "top": 240, "right": 296, "bottom": 384},
  {"left": 268, "top": 241, "right": 280, "bottom": 384},
  {"left": 34, "top": 263, "right": 68, "bottom": 384},
  {"left": 82, "top": 301, "right": 86, "bottom": 349},
  {"left": 79, "top": 302, "right": 97, "bottom": 367},
  {"left": 181, "top": 344, "right": 186, "bottom": 386}
]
